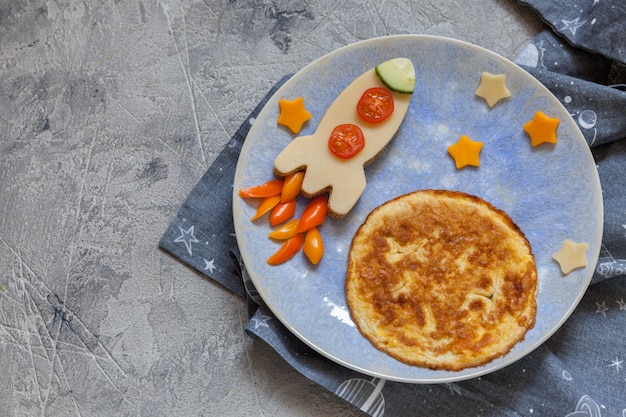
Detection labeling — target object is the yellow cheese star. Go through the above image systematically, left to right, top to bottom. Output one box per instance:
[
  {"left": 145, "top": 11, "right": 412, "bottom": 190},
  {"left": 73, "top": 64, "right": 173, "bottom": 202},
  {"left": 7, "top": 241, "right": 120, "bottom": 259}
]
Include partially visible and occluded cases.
[
  {"left": 475, "top": 72, "right": 511, "bottom": 108},
  {"left": 277, "top": 97, "right": 312, "bottom": 134},
  {"left": 523, "top": 111, "right": 560, "bottom": 146},
  {"left": 448, "top": 134, "right": 484, "bottom": 169},
  {"left": 552, "top": 239, "right": 589, "bottom": 275}
]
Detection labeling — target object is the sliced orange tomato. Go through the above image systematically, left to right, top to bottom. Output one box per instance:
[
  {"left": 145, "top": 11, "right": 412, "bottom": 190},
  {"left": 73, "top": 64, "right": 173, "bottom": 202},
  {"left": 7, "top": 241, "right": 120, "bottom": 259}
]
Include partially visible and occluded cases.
[
  {"left": 357, "top": 87, "right": 394, "bottom": 124},
  {"left": 328, "top": 124, "right": 365, "bottom": 159},
  {"left": 280, "top": 171, "right": 304, "bottom": 203},
  {"left": 239, "top": 179, "right": 283, "bottom": 198},
  {"left": 250, "top": 194, "right": 281, "bottom": 221},
  {"left": 297, "top": 194, "right": 328, "bottom": 233},
  {"left": 270, "top": 198, "right": 296, "bottom": 226},
  {"left": 268, "top": 218, "right": 299, "bottom": 240},
  {"left": 303, "top": 227, "right": 324, "bottom": 265},
  {"left": 267, "top": 233, "right": 304, "bottom": 265}
]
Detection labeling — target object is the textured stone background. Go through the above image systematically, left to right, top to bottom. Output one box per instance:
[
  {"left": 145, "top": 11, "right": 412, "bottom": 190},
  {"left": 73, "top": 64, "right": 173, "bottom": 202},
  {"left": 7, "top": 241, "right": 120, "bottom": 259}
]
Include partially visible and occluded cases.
[{"left": 0, "top": 1, "right": 541, "bottom": 416}]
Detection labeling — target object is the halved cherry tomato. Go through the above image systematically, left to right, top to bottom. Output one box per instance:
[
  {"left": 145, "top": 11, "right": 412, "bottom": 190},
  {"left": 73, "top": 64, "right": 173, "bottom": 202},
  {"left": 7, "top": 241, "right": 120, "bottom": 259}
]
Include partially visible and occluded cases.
[
  {"left": 356, "top": 87, "right": 394, "bottom": 124},
  {"left": 328, "top": 124, "right": 365, "bottom": 159},
  {"left": 280, "top": 171, "right": 304, "bottom": 203},
  {"left": 239, "top": 179, "right": 283, "bottom": 198},
  {"left": 250, "top": 195, "right": 281, "bottom": 221},
  {"left": 297, "top": 195, "right": 328, "bottom": 233},
  {"left": 270, "top": 198, "right": 296, "bottom": 226},
  {"left": 268, "top": 218, "right": 299, "bottom": 240},
  {"left": 303, "top": 227, "right": 324, "bottom": 265},
  {"left": 267, "top": 233, "right": 304, "bottom": 265}
]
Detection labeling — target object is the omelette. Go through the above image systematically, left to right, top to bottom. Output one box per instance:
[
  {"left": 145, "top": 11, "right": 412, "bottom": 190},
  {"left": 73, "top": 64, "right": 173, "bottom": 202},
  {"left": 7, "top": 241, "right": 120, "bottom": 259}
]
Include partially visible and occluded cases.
[{"left": 345, "top": 189, "right": 538, "bottom": 371}]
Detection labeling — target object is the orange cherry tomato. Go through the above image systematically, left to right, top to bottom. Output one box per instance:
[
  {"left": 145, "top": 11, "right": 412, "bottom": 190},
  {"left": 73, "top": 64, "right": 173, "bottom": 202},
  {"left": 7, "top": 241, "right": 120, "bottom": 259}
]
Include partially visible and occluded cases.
[
  {"left": 356, "top": 87, "right": 394, "bottom": 124},
  {"left": 328, "top": 124, "right": 365, "bottom": 159},
  {"left": 280, "top": 171, "right": 304, "bottom": 203},
  {"left": 239, "top": 179, "right": 283, "bottom": 198},
  {"left": 250, "top": 195, "right": 281, "bottom": 221},
  {"left": 297, "top": 195, "right": 328, "bottom": 233},
  {"left": 270, "top": 198, "right": 296, "bottom": 226},
  {"left": 268, "top": 218, "right": 299, "bottom": 240},
  {"left": 303, "top": 227, "right": 324, "bottom": 265},
  {"left": 267, "top": 233, "right": 304, "bottom": 265}
]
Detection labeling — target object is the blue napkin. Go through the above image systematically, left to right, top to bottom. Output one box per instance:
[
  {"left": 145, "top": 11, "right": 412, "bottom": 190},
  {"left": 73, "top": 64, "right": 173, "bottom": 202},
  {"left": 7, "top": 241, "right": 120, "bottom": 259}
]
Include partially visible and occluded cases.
[{"left": 160, "top": 3, "right": 626, "bottom": 414}]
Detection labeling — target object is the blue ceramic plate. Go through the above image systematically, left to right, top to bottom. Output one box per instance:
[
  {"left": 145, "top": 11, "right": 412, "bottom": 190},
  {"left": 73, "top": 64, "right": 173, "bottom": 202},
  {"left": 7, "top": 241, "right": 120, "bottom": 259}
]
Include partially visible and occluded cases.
[{"left": 233, "top": 35, "right": 603, "bottom": 383}]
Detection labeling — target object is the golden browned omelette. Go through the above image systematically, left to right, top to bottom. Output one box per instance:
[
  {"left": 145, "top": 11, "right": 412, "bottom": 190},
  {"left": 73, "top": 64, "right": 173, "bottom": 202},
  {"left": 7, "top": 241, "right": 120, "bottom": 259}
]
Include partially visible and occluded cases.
[{"left": 346, "top": 189, "right": 537, "bottom": 371}]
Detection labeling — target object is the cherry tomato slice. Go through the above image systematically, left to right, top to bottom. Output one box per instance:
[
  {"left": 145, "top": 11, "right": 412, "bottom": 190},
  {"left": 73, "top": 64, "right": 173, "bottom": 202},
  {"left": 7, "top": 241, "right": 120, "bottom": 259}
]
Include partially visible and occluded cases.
[
  {"left": 357, "top": 87, "right": 394, "bottom": 124},
  {"left": 328, "top": 124, "right": 365, "bottom": 160},
  {"left": 280, "top": 171, "right": 304, "bottom": 203},
  {"left": 239, "top": 179, "right": 283, "bottom": 198},
  {"left": 250, "top": 195, "right": 281, "bottom": 221},
  {"left": 297, "top": 195, "right": 328, "bottom": 233},
  {"left": 270, "top": 198, "right": 297, "bottom": 226},
  {"left": 268, "top": 218, "right": 299, "bottom": 240},
  {"left": 303, "top": 227, "right": 324, "bottom": 265},
  {"left": 267, "top": 233, "right": 304, "bottom": 265}
]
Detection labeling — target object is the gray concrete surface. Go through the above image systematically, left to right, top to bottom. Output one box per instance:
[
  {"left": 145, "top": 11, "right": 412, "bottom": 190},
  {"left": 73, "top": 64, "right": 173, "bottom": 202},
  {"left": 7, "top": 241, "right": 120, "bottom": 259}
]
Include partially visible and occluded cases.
[{"left": 0, "top": 1, "right": 542, "bottom": 415}]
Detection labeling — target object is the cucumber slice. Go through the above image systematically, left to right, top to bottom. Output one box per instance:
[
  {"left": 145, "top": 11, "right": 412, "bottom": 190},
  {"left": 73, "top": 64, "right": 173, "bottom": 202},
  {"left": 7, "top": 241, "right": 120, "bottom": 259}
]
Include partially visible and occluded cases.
[{"left": 375, "top": 58, "right": 416, "bottom": 94}]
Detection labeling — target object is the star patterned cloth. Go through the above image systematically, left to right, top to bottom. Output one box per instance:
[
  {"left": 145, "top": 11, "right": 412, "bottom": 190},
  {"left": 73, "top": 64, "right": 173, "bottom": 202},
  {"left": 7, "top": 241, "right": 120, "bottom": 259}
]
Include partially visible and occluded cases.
[
  {"left": 518, "top": 0, "right": 626, "bottom": 64},
  {"left": 160, "top": 2, "right": 626, "bottom": 415}
]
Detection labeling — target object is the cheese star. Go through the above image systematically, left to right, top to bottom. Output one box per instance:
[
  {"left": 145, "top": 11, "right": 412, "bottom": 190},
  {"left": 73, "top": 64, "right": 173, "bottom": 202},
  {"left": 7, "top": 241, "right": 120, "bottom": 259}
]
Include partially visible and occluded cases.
[
  {"left": 475, "top": 72, "right": 511, "bottom": 108},
  {"left": 277, "top": 97, "right": 312, "bottom": 134},
  {"left": 523, "top": 111, "right": 560, "bottom": 146},
  {"left": 448, "top": 134, "right": 484, "bottom": 169},
  {"left": 552, "top": 239, "right": 589, "bottom": 275}
]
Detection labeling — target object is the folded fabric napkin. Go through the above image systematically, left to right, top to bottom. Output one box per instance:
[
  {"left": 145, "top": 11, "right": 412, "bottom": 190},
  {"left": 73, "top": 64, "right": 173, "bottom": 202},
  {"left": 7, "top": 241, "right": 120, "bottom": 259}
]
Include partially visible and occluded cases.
[{"left": 160, "top": 3, "right": 626, "bottom": 415}]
